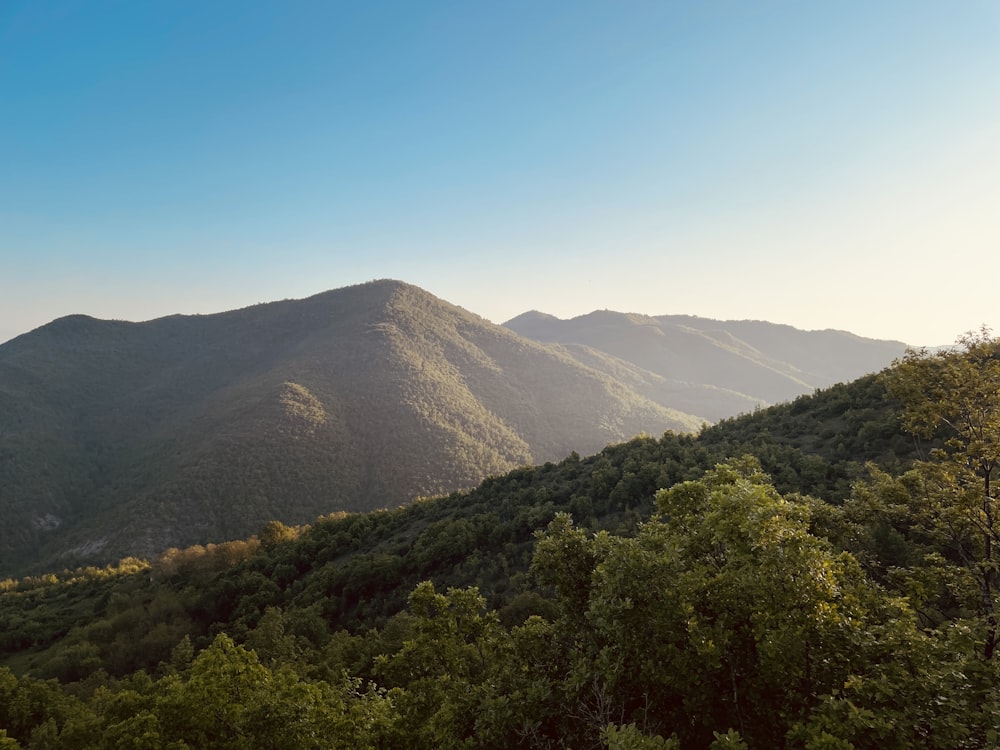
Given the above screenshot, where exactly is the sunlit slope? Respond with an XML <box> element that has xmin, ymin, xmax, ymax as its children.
<box><xmin>505</xmin><ymin>309</ymin><xmax>907</xmax><ymax>419</ymax></box>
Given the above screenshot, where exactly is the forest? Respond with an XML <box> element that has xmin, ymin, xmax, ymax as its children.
<box><xmin>1</xmin><ymin>331</ymin><xmax>999</xmax><ymax>748</ymax></box>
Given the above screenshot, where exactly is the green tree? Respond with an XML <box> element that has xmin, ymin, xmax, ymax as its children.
<box><xmin>245</xmin><ymin>606</ymin><xmax>299</xmax><ymax>667</ymax></box>
<box><xmin>155</xmin><ymin>633</ymin><xmax>388</xmax><ymax>749</ymax></box>
<box><xmin>885</xmin><ymin>328</ymin><xmax>1000</xmax><ymax>657</ymax></box>
<box><xmin>375</xmin><ymin>582</ymin><xmax>510</xmax><ymax>748</ymax></box>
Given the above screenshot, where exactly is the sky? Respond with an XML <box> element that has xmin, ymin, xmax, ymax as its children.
<box><xmin>1</xmin><ymin>1</ymin><xmax>998</xmax><ymax>347</ymax></box>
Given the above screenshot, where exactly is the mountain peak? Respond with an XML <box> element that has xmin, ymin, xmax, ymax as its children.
<box><xmin>502</xmin><ymin>310</ymin><xmax>560</xmax><ymax>327</ymax></box>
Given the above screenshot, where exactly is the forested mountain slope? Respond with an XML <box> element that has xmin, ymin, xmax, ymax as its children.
<box><xmin>2</xmin><ymin>367</ymin><xmax>910</xmax><ymax>677</ymax></box>
<box><xmin>8</xmin><ymin>341</ymin><xmax>995</xmax><ymax>748</ymax></box>
<box><xmin>505</xmin><ymin>309</ymin><xmax>907</xmax><ymax>420</ymax></box>
<box><xmin>0</xmin><ymin>281</ymin><xmax>698</xmax><ymax>576</ymax></box>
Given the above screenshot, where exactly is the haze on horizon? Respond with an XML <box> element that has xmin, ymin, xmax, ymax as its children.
<box><xmin>2</xmin><ymin>1</ymin><xmax>998</xmax><ymax>348</ymax></box>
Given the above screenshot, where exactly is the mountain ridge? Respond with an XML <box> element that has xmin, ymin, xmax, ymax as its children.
<box><xmin>503</xmin><ymin>306</ymin><xmax>907</xmax><ymax>418</ymax></box>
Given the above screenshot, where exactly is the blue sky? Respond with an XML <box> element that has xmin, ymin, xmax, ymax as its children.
<box><xmin>2</xmin><ymin>1</ymin><xmax>998</xmax><ymax>346</ymax></box>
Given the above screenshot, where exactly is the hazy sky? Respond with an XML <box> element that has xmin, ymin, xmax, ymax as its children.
<box><xmin>2</xmin><ymin>1</ymin><xmax>998</xmax><ymax>347</ymax></box>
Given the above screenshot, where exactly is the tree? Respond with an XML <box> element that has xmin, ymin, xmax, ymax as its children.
<box><xmin>155</xmin><ymin>633</ymin><xmax>389</xmax><ymax>749</ymax></box>
<box><xmin>245</xmin><ymin>606</ymin><xmax>299</xmax><ymax>667</ymax></box>
<box><xmin>885</xmin><ymin>327</ymin><xmax>1000</xmax><ymax>658</ymax></box>
<box><xmin>374</xmin><ymin>582</ymin><xmax>510</xmax><ymax>748</ymax></box>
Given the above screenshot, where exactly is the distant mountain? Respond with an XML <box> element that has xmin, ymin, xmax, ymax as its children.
<box><xmin>0</xmin><ymin>280</ymin><xmax>698</xmax><ymax>575</ymax></box>
<box><xmin>504</xmin><ymin>310</ymin><xmax>907</xmax><ymax>421</ymax></box>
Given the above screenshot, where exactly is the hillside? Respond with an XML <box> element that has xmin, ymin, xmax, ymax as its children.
<box><xmin>0</xmin><ymin>280</ymin><xmax>697</xmax><ymax>576</ymax></box>
<box><xmin>1</xmin><ymin>367</ymin><xmax>910</xmax><ymax>675</ymax></box>
<box><xmin>505</xmin><ymin>309</ymin><xmax>907</xmax><ymax>420</ymax></box>
<box><xmin>5</xmin><ymin>353</ymin><xmax>983</xmax><ymax>748</ymax></box>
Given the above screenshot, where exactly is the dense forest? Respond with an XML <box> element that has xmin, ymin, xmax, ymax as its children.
<box><xmin>2</xmin><ymin>331</ymin><xmax>998</xmax><ymax>748</ymax></box>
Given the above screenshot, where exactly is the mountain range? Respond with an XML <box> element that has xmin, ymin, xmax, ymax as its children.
<box><xmin>0</xmin><ymin>279</ymin><xmax>907</xmax><ymax>575</ymax></box>
<box><xmin>505</xmin><ymin>309</ymin><xmax>907</xmax><ymax>420</ymax></box>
